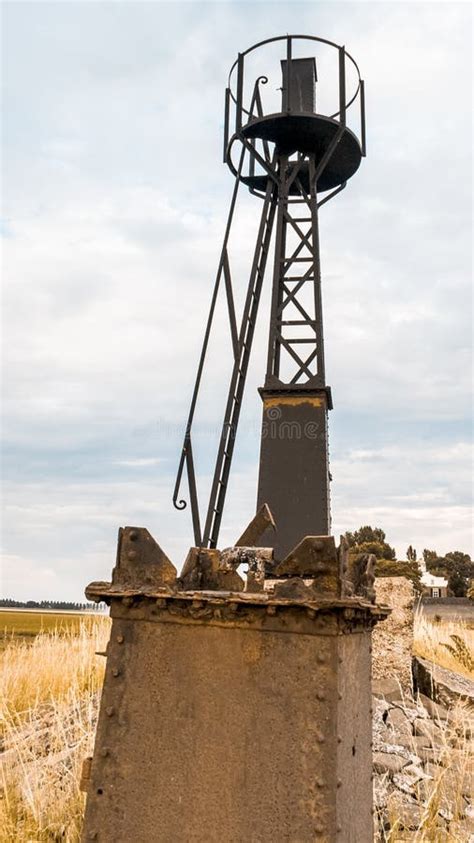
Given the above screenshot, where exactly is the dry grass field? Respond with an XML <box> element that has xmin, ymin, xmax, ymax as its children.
<box><xmin>0</xmin><ymin>616</ymin><xmax>109</xmax><ymax>841</ymax></box>
<box><xmin>0</xmin><ymin>609</ymin><xmax>97</xmax><ymax>646</ymax></box>
<box><xmin>0</xmin><ymin>606</ymin><xmax>472</xmax><ymax>841</ymax></box>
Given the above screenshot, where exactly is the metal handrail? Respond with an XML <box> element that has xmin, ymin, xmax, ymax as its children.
<box><xmin>227</xmin><ymin>35</ymin><xmax>362</xmax><ymax>123</ymax></box>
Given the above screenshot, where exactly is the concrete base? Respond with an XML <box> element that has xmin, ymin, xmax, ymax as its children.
<box><xmin>83</xmin><ymin>592</ymin><xmax>379</xmax><ymax>843</ymax></box>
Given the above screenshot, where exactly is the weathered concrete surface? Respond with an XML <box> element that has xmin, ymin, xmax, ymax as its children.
<box><xmin>372</xmin><ymin>577</ymin><xmax>415</xmax><ymax>693</ymax></box>
<box><xmin>83</xmin><ymin>594</ymin><xmax>382</xmax><ymax>843</ymax></box>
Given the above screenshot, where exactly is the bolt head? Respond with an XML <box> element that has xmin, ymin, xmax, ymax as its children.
<box><xmin>116</xmin><ymin>635</ymin><xmax>124</xmax><ymax>644</ymax></box>
<box><xmin>129</xmin><ymin>530</ymin><xmax>138</xmax><ymax>541</ymax></box>
<box><xmin>100</xmin><ymin>748</ymin><xmax>109</xmax><ymax>757</ymax></box>
<box><xmin>106</xmin><ymin>706</ymin><xmax>114</xmax><ymax>717</ymax></box>
<box><xmin>112</xmin><ymin>668</ymin><xmax>120</xmax><ymax>677</ymax></box>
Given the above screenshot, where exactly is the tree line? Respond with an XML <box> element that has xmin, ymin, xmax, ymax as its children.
<box><xmin>0</xmin><ymin>599</ymin><xmax>100</xmax><ymax>611</ymax></box>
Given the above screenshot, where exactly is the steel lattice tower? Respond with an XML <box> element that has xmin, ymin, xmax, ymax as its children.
<box><xmin>174</xmin><ymin>35</ymin><xmax>366</xmax><ymax>559</ymax></box>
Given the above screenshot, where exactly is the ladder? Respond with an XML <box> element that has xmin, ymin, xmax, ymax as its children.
<box><xmin>202</xmin><ymin>178</ymin><xmax>276</xmax><ymax>548</ymax></box>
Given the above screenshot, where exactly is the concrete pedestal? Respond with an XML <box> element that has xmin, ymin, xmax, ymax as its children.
<box><xmin>83</xmin><ymin>592</ymin><xmax>384</xmax><ymax>842</ymax></box>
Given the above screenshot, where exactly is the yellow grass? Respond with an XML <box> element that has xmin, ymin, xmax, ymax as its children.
<box><xmin>0</xmin><ymin>617</ymin><xmax>110</xmax><ymax>842</ymax></box>
<box><xmin>413</xmin><ymin>608</ymin><xmax>474</xmax><ymax>679</ymax></box>
<box><xmin>0</xmin><ymin>609</ymin><xmax>92</xmax><ymax>645</ymax></box>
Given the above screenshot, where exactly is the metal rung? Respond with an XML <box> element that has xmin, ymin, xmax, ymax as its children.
<box><xmin>281</xmin><ymin>319</ymin><xmax>317</xmax><ymax>325</ymax></box>
<box><xmin>291</xmin><ymin>217</ymin><xmax>312</xmax><ymax>222</ymax></box>
<box><xmin>284</xmin><ymin>276</ymin><xmax>313</xmax><ymax>282</ymax></box>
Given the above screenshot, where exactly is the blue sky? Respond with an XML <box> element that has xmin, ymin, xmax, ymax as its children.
<box><xmin>1</xmin><ymin>1</ymin><xmax>472</xmax><ymax>600</ymax></box>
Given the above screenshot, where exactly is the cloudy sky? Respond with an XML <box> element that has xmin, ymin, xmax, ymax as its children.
<box><xmin>2</xmin><ymin>1</ymin><xmax>472</xmax><ymax>601</ymax></box>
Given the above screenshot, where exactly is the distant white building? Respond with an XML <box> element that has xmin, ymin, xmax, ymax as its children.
<box><xmin>419</xmin><ymin>559</ymin><xmax>448</xmax><ymax>598</ymax></box>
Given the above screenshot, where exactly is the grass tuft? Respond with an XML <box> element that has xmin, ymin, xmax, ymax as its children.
<box><xmin>413</xmin><ymin>608</ymin><xmax>474</xmax><ymax>679</ymax></box>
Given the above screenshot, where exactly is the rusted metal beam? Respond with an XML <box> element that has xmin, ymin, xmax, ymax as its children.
<box><xmin>234</xmin><ymin>502</ymin><xmax>276</xmax><ymax>547</ymax></box>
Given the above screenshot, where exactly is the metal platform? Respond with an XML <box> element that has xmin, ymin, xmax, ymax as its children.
<box><xmin>241</xmin><ymin>113</ymin><xmax>361</xmax><ymax>192</ymax></box>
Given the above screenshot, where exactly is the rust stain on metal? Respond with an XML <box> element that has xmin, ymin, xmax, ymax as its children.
<box><xmin>263</xmin><ymin>395</ymin><xmax>325</xmax><ymax>409</ymax></box>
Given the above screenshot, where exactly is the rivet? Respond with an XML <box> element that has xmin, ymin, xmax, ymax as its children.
<box><xmin>307</xmin><ymin>608</ymin><xmax>316</xmax><ymax>619</ymax></box>
<box><xmin>337</xmin><ymin>824</ymin><xmax>342</xmax><ymax>832</ymax></box>
<box><xmin>88</xmin><ymin>833</ymin><xmax>98</xmax><ymax>840</ymax></box>
<box><xmin>338</xmin><ymin>656</ymin><xmax>343</xmax><ymax>664</ymax></box>
<box><xmin>127</xmin><ymin>550</ymin><xmax>137</xmax><ymax>561</ymax></box>
<box><xmin>317</xmin><ymin>691</ymin><xmax>326</xmax><ymax>701</ymax></box>
<box><xmin>122</xmin><ymin>596</ymin><xmax>132</xmax><ymax>607</ymax></box>
<box><xmin>369</xmin><ymin>707</ymin><xmax>373</xmax><ymax>715</ymax></box>
<box><xmin>337</xmin><ymin>735</ymin><xmax>342</xmax><ymax>743</ymax></box>
<box><xmin>316</xmin><ymin>652</ymin><xmax>325</xmax><ymax>664</ymax></box>
<box><xmin>316</xmin><ymin>778</ymin><xmax>325</xmax><ymax>788</ymax></box>
<box><xmin>338</xmin><ymin>692</ymin><xmax>343</xmax><ymax>700</ymax></box>
<box><xmin>100</xmin><ymin>748</ymin><xmax>109</xmax><ymax>757</ymax></box>
<box><xmin>371</xmin><ymin>773</ymin><xmax>374</xmax><ymax>781</ymax></box>
<box><xmin>106</xmin><ymin>706</ymin><xmax>115</xmax><ymax>717</ymax></box>
<box><xmin>315</xmin><ymin>825</ymin><xmax>324</xmax><ymax>835</ymax></box>
<box><xmin>129</xmin><ymin>530</ymin><xmax>138</xmax><ymax>541</ymax></box>
<box><xmin>337</xmin><ymin>779</ymin><xmax>342</xmax><ymax>788</ymax></box>
<box><xmin>112</xmin><ymin>668</ymin><xmax>120</xmax><ymax>677</ymax></box>
<box><xmin>116</xmin><ymin>635</ymin><xmax>124</xmax><ymax>644</ymax></box>
<box><xmin>266</xmin><ymin>605</ymin><xmax>276</xmax><ymax>615</ymax></box>
<box><xmin>316</xmin><ymin>733</ymin><xmax>325</xmax><ymax>743</ymax></box>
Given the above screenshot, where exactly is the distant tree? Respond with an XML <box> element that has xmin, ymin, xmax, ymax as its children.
<box><xmin>445</xmin><ymin>551</ymin><xmax>472</xmax><ymax>568</ymax></box>
<box><xmin>407</xmin><ymin>545</ymin><xmax>417</xmax><ymax>562</ymax></box>
<box><xmin>345</xmin><ymin>526</ymin><xmax>396</xmax><ymax>561</ymax></box>
<box><xmin>448</xmin><ymin>570</ymin><xmax>468</xmax><ymax>597</ymax></box>
<box><xmin>423</xmin><ymin>549</ymin><xmax>438</xmax><ymax>565</ymax></box>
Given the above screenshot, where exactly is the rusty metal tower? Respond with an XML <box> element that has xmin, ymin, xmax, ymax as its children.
<box><xmin>82</xmin><ymin>36</ymin><xmax>388</xmax><ymax>843</ymax></box>
<box><xmin>174</xmin><ymin>35</ymin><xmax>366</xmax><ymax>559</ymax></box>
